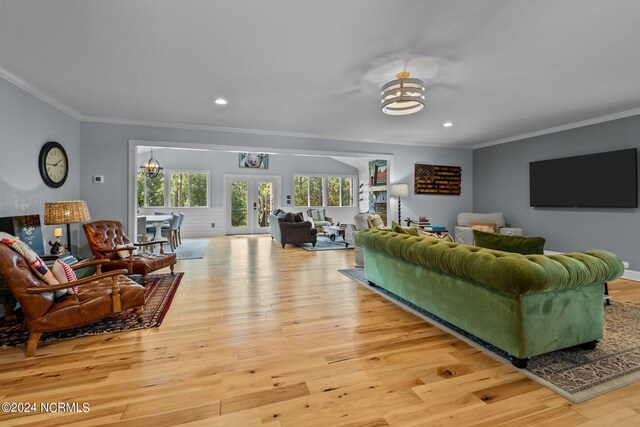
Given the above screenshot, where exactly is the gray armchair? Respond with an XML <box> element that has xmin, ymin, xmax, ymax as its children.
<box><xmin>454</xmin><ymin>213</ymin><xmax>523</xmax><ymax>245</ymax></box>
<box><xmin>306</xmin><ymin>208</ymin><xmax>333</xmax><ymax>234</ymax></box>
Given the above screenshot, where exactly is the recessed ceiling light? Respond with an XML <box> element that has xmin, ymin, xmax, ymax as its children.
<box><xmin>214</xmin><ymin>98</ymin><xmax>228</xmax><ymax>105</ymax></box>
<box><xmin>443</xmin><ymin>121</ymin><xmax>453</xmax><ymax>127</ymax></box>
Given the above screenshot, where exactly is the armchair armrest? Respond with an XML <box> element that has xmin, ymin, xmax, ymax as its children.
<box><xmin>71</xmin><ymin>259</ymin><xmax>111</xmax><ymax>275</ymax></box>
<box><xmin>134</xmin><ymin>239</ymin><xmax>167</xmax><ymax>254</ymax></box>
<box><xmin>133</xmin><ymin>239</ymin><xmax>167</xmax><ymax>246</ymax></box>
<box><xmin>345</xmin><ymin>225</ymin><xmax>359</xmax><ymax>245</ymax></box>
<box><xmin>27</xmin><ymin>269</ymin><xmax>129</xmax><ymax>293</ymax></box>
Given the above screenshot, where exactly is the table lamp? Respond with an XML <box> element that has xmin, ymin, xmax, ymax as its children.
<box><xmin>389</xmin><ymin>183</ymin><xmax>410</xmax><ymax>224</ymax></box>
<box><xmin>44</xmin><ymin>200</ymin><xmax>91</xmax><ymax>256</ymax></box>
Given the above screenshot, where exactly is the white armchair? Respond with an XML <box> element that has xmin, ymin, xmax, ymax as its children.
<box><xmin>454</xmin><ymin>213</ymin><xmax>523</xmax><ymax>245</ymax></box>
<box><xmin>345</xmin><ymin>213</ymin><xmax>381</xmax><ymax>267</ymax></box>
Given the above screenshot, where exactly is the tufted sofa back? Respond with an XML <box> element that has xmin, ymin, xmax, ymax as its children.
<box><xmin>83</xmin><ymin>220</ymin><xmax>132</xmax><ymax>260</ymax></box>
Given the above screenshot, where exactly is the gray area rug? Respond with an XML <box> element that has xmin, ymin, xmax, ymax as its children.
<box><xmin>163</xmin><ymin>239</ymin><xmax>209</xmax><ymax>260</ymax></box>
<box><xmin>339</xmin><ymin>267</ymin><xmax>640</xmax><ymax>403</ymax></box>
<box><xmin>297</xmin><ymin>235</ymin><xmax>353</xmax><ymax>251</ymax></box>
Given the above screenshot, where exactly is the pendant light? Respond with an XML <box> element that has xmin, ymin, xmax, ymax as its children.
<box><xmin>140</xmin><ymin>148</ymin><xmax>163</xmax><ymax>179</ymax></box>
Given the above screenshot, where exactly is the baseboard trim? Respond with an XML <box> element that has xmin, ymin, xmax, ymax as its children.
<box><xmin>622</xmin><ymin>269</ymin><xmax>640</xmax><ymax>282</ymax></box>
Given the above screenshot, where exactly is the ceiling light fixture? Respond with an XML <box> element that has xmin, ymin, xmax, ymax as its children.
<box><xmin>139</xmin><ymin>148</ymin><xmax>163</xmax><ymax>179</ymax></box>
<box><xmin>214</xmin><ymin>98</ymin><xmax>228</xmax><ymax>105</ymax></box>
<box><xmin>381</xmin><ymin>71</ymin><xmax>425</xmax><ymax>115</ymax></box>
<box><xmin>443</xmin><ymin>121</ymin><xmax>453</xmax><ymax>127</ymax></box>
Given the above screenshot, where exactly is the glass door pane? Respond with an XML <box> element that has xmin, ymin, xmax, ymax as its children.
<box><xmin>231</xmin><ymin>181</ymin><xmax>249</xmax><ymax>229</ymax></box>
<box><xmin>257</xmin><ymin>181</ymin><xmax>273</xmax><ymax>229</ymax></box>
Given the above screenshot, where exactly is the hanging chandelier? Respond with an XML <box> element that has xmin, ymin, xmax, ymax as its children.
<box><xmin>139</xmin><ymin>148</ymin><xmax>163</xmax><ymax>179</ymax></box>
<box><xmin>381</xmin><ymin>71</ymin><xmax>425</xmax><ymax>115</ymax></box>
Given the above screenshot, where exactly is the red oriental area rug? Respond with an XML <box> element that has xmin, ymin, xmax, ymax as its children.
<box><xmin>0</xmin><ymin>272</ymin><xmax>183</xmax><ymax>349</ymax></box>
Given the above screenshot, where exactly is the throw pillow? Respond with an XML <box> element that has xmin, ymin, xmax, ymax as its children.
<box><xmin>52</xmin><ymin>259</ymin><xmax>78</xmax><ymax>294</ymax></box>
<box><xmin>368</xmin><ymin>214</ymin><xmax>385</xmax><ymax>229</ymax></box>
<box><xmin>116</xmin><ymin>243</ymin><xmax>136</xmax><ymax>259</ymax></box>
<box><xmin>469</xmin><ymin>221</ymin><xmax>497</xmax><ymax>233</ymax></box>
<box><xmin>293</xmin><ymin>212</ymin><xmax>305</xmax><ymax>223</ymax></box>
<box><xmin>353</xmin><ymin>214</ymin><xmax>369</xmax><ymax>231</ymax></box>
<box><xmin>473</xmin><ymin>229</ymin><xmax>545</xmax><ymax>255</ymax></box>
<box><xmin>284</xmin><ymin>212</ymin><xmax>296</xmax><ymax>223</ymax></box>
<box><xmin>417</xmin><ymin>229</ymin><xmax>453</xmax><ymax>241</ymax></box>
<box><xmin>0</xmin><ymin>231</ymin><xmax>64</xmax><ymax>296</ymax></box>
<box><xmin>392</xmin><ymin>224</ymin><xmax>419</xmax><ymax>236</ymax></box>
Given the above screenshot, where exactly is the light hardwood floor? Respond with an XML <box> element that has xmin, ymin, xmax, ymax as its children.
<box><xmin>1</xmin><ymin>235</ymin><xmax>639</xmax><ymax>426</ymax></box>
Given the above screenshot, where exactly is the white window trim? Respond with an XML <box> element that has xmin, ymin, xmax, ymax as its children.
<box><xmin>165</xmin><ymin>169</ymin><xmax>210</xmax><ymax>209</ymax></box>
<box><xmin>292</xmin><ymin>173</ymin><xmax>357</xmax><ymax>208</ymax></box>
<box><xmin>327</xmin><ymin>175</ymin><xmax>356</xmax><ymax>207</ymax></box>
<box><xmin>137</xmin><ymin>171</ymin><xmax>166</xmax><ymax>208</ymax></box>
<box><xmin>138</xmin><ymin>169</ymin><xmax>210</xmax><ymax>209</ymax></box>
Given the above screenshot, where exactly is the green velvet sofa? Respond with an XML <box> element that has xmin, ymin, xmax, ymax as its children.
<box><xmin>354</xmin><ymin>229</ymin><xmax>624</xmax><ymax>368</ymax></box>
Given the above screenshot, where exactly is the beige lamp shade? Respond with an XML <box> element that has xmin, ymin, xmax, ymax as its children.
<box><xmin>389</xmin><ymin>183</ymin><xmax>410</xmax><ymax>198</ymax></box>
<box><xmin>44</xmin><ymin>200</ymin><xmax>91</xmax><ymax>225</ymax></box>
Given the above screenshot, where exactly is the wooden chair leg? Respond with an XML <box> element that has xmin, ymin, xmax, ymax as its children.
<box><xmin>111</xmin><ymin>275</ymin><xmax>122</xmax><ymax>312</ymax></box>
<box><xmin>26</xmin><ymin>332</ymin><xmax>42</xmax><ymax>357</ymax></box>
<box><xmin>135</xmin><ymin>307</ymin><xmax>144</xmax><ymax>323</ymax></box>
<box><xmin>170</xmin><ymin>264</ymin><xmax>175</xmax><ymax>275</ymax></box>
<box><xmin>141</xmin><ymin>273</ymin><xmax>148</xmax><ymax>285</ymax></box>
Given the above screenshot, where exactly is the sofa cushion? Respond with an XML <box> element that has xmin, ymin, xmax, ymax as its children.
<box><xmin>458</xmin><ymin>213</ymin><xmax>506</xmax><ymax>228</ymax></box>
<box><xmin>473</xmin><ymin>229</ymin><xmax>545</xmax><ymax>255</ymax></box>
<box><xmin>469</xmin><ymin>221</ymin><xmax>497</xmax><ymax>233</ymax></box>
<box><xmin>293</xmin><ymin>212</ymin><xmax>305</xmax><ymax>222</ymax></box>
<box><xmin>284</xmin><ymin>212</ymin><xmax>296</xmax><ymax>223</ymax></box>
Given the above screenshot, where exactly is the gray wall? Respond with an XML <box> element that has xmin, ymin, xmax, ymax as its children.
<box><xmin>474</xmin><ymin>115</ymin><xmax>640</xmax><ymax>269</ymax></box>
<box><xmin>136</xmin><ymin>148</ymin><xmax>358</xmax><ymax>208</ymax></box>
<box><xmin>0</xmin><ymin>77</ymin><xmax>81</xmax><ymax>249</ymax></box>
<box><xmin>80</xmin><ymin>122</ymin><xmax>473</xmax><ymax>232</ymax></box>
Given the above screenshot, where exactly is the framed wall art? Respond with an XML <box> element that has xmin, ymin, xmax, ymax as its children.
<box><xmin>414</xmin><ymin>163</ymin><xmax>461</xmax><ymax>195</ymax></box>
<box><xmin>239</xmin><ymin>153</ymin><xmax>269</xmax><ymax>169</ymax></box>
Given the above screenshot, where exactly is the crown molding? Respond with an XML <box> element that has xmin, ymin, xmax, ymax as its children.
<box><xmin>0</xmin><ymin>65</ymin><xmax>83</xmax><ymax>120</ymax></box>
<box><xmin>472</xmin><ymin>107</ymin><xmax>640</xmax><ymax>150</ymax></box>
<box><xmin>81</xmin><ymin>115</ymin><xmax>458</xmax><ymax>149</ymax></box>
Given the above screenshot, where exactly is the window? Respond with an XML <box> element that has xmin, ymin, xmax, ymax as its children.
<box><xmin>169</xmin><ymin>171</ymin><xmax>208</xmax><ymax>208</ymax></box>
<box><xmin>137</xmin><ymin>171</ymin><xmax>165</xmax><ymax>208</ymax></box>
<box><xmin>137</xmin><ymin>170</ymin><xmax>208</xmax><ymax>208</ymax></box>
<box><xmin>327</xmin><ymin>177</ymin><xmax>354</xmax><ymax>207</ymax></box>
<box><xmin>294</xmin><ymin>175</ymin><xmax>324</xmax><ymax>207</ymax></box>
<box><xmin>294</xmin><ymin>174</ymin><xmax>355</xmax><ymax>207</ymax></box>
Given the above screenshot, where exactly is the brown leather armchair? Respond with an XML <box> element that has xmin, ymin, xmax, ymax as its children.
<box><xmin>83</xmin><ymin>220</ymin><xmax>176</xmax><ymax>283</ymax></box>
<box><xmin>0</xmin><ymin>243</ymin><xmax>145</xmax><ymax>357</ymax></box>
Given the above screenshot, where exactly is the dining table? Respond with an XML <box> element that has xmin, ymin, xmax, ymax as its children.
<box><xmin>140</xmin><ymin>214</ymin><xmax>172</xmax><ymax>241</ymax></box>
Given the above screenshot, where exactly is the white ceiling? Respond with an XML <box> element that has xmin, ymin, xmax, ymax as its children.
<box><xmin>2</xmin><ymin>0</ymin><xmax>640</xmax><ymax>148</ymax></box>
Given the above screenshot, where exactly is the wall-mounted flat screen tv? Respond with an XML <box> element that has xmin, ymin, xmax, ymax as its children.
<box><xmin>529</xmin><ymin>148</ymin><xmax>638</xmax><ymax>208</ymax></box>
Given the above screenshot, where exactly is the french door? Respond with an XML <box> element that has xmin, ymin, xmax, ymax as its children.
<box><xmin>225</xmin><ymin>175</ymin><xmax>280</xmax><ymax>234</ymax></box>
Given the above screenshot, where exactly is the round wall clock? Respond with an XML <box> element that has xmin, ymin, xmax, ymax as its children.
<box><xmin>38</xmin><ymin>141</ymin><xmax>68</xmax><ymax>188</ymax></box>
